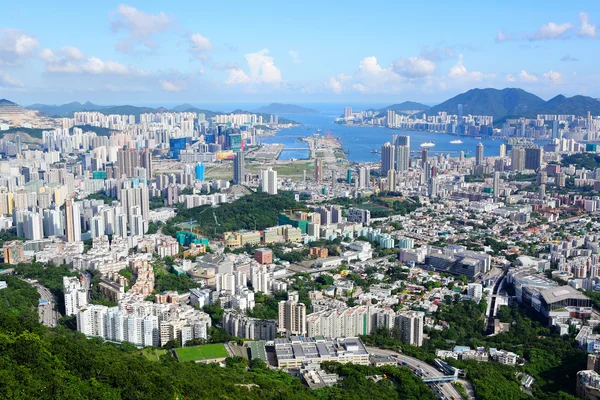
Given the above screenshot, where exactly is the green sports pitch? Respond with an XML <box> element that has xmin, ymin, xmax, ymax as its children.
<box><xmin>175</xmin><ymin>344</ymin><xmax>228</xmax><ymax>362</ymax></box>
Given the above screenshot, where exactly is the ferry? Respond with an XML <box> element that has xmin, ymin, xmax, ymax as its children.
<box><xmin>420</xmin><ymin>141</ymin><xmax>435</xmax><ymax>148</ymax></box>
<box><xmin>450</xmin><ymin>139</ymin><xmax>463</xmax><ymax>144</ymax></box>
<box><xmin>474</xmin><ymin>136</ymin><xmax>482</xmax><ymax>140</ymax></box>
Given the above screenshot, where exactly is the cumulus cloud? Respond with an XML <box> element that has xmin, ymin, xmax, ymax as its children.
<box><xmin>226</xmin><ymin>49</ymin><xmax>282</xmax><ymax>85</ymax></box>
<box><xmin>419</xmin><ymin>46</ymin><xmax>455</xmax><ymax>61</ymax></box>
<box><xmin>0</xmin><ymin>69</ymin><xmax>23</xmax><ymax>87</ymax></box>
<box><xmin>543</xmin><ymin>70</ymin><xmax>562</xmax><ymax>83</ymax></box>
<box><xmin>392</xmin><ymin>56</ymin><xmax>436</xmax><ymax>78</ymax></box>
<box><xmin>505</xmin><ymin>74</ymin><xmax>516</xmax><ymax>82</ymax></box>
<box><xmin>111</xmin><ymin>4</ymin><xmax>173</xmax><ymax>52</ymax></box>
<box><xmin>324</xmin><ymin>75</ymin><xmax>345</xmax><ymax>94</ymax></box>
<box><xmin>188</xmin><ymin>32</ymin><xmax>212</xmax><ymax>58</ymax></box>
<box><xmin>529</xmin><ymin>22</ymin><xmax>573</xmax><ymax>40</ymax></box>
<box><xmin>160</xmin><ymin>80</ymin><xmax>187</xmax><ymax>92</ymax></box>
<box><xmin>561</xmin><ymin>54</ymin><xmax>580</xmax><ymax>62</ymax></box>
<box><xmin>40</xmin><ymin>46</ymin><xmax>146</xmax><ymax>76</ymax></box>
<box><xmin>518</xmin><ymin>70</ymin><xmax>538</xmax><ymax>82</ymax></box>
<box><xmin>578</xmin><ymin>12</ymin><xmax>597</xmax><ymax>37</ymax></box>
<box><xmin>447</xmin><ymin>55</ymin><xmax>493</xmax><ymax>82</ymax></box>
<box><xmin>288</xmin><ymin>50</ymin><xmax>302</xmax><ymax>64</ymax></box>
<box><xmin>0</xmin><ymin>28</ymin><xmax>39</xmax><ymax>65</ymax></box>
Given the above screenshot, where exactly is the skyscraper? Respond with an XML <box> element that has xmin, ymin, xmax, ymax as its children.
<box><xmin>380</xmin><ymin>142</ymin><xmax>395</xmax><ymax>174</ymax></box>
<box><xmin>315</xmin><ymin>159</ymin><xmax>323</xmax><ymax>182</ymax></box>
<box><xmin>278</xmin><ymin>292</ymin><xmax>306</xmax><ymax>337</ymax></box>
<box><xmin>511</xmin><ymin>147</ymin><xmax>526</xmax><ymax>172</ymax></box>
<box><xmin>394</xmin><ymin>135</ymin><xmax>410</xmax><ymax>171</ymax></box>
<box><xmin>233</xmin><ymin>151</ymin><xmax>245</xmax><ymax>184</ymax></box>
<box><xmin>387</xmin><ymin>110</ymin><xmax>396</xmax><ymax>128</ymax></box>
<box><xmin>499</xmin><ymin>144</ymin><xmax>506</xmax><ymax>158</ymax></box>
<box><xmin>117</xmin><ymin>148</ymin><xmax>140</xmax><ymax>178</ymax></box>
<box><xmin>396</xmin><ymin>311</ymin><xmax>424</xmax><ymax>347</ymax></box>
<box><xmin>525</xmin><ymin>147</ymin><xmax>542</xmax><ymax>171</ymax></box>
<box><xmin>421</xmin><ymin>148</ymin><xmax>428</xmax><ymax>164</ymax></box>
<box><xmin>261</xmin><ymin>168</ymin><xmax>278</xmax><ymax>195</ymax></box>
<box><xmin>65</xmin><ymin>199</ymin><xmax>81</xmax><ymax>242</ymax></box>
<box><xmin>552</xmin><ymin>119</ymin><xmax>559</xmax><ymax>139</ymax></box>
<box><xmin>476</xmin><ymin>142</ymin><xmax>484</xmax><ymax>166</ymax></box>
<box><xmin>344</xmin><ymin>107</ymin><xmax>353</xmax><ymax>118</ymax></box>
<box><xmin>387</xmin><ymin>169</ymin><xmax>397</xmax><ymax>192</ymax></box>
<box><xmin>457</xmin><ymin>104</ymin><xmax>464</xmax><ymax>121</ymax></box>
<box><xmin>139</xmin><ymin>148</ymin><xmax>153</xmax><ymax>179</ymax></box>
<box><xmin>493</xmin><ymin>171</ymin><xmax>500</xmax><ymax>199</ymax></box>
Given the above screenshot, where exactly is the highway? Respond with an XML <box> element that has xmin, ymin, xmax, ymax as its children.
<box><xmin>24</xmin><ymin>279</ymin><xmax>59</xmax><ymax>327</ymax></box>
<box><xmin>366</xmin><ymin>346</ymin><xmax>464</xmax><ymax>400</ymax></box>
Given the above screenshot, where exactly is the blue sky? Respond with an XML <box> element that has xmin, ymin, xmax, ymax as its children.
<box><xmin>0</xmin><ymin>1</ymin><xmax>598</xmax><ymax>106</ymax></box>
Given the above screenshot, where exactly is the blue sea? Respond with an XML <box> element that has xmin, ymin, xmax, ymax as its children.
<box><xmin>260</xmin><ymin>112</ymin><xmax>531</xmax><ymax>163</ymax></box>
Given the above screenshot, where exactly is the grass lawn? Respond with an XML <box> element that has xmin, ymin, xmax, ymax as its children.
<box><xmin>141</xmin><ymin>348</ymin><xmax>169</xmax><ymax>361</ymax></box>
<box><xmin>175</xmin><ymin>344</ymin><xmax>228</xmax><ymax>362</ymax></box>
<box><xmin>354</xmin><ymin>202</ymin><xmax>390</xmax><ymax>212</ymax></box>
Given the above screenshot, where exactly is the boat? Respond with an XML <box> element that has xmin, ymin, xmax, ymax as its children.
<box><xmin>316</xmin><ymin>129</ymin><xmax>322</xmax><ymax>133</ymax></box>
<box><xmin>450</xmin><ymin>139</ymin><xmax>463</xmax><ymax>144</ymax></box>
<box><xmin>474</xmin><ymin>136</ymin><xmax>482</xmax><ymax>140</ymax></box>
<box><xmin>370</xmin><ymin>149</ymin><xmax>381</xmax><ymax>154</ymax></box>
<box><xmin>420</xmin><ymin>141</ymin><xmax>435</xmax><ymax>148</ymax></box>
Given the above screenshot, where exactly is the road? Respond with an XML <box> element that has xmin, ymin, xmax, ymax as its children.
<box><xmin>366</xmin><ymin>346</ymin><xmax>462</xmax><ymax>400</ymax></box>
<box><xmin>23</xmin><ymin>279</ymin><xmax>59</xmax><ymax>327</ymax></box>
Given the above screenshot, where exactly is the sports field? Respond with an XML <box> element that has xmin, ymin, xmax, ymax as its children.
<box><xmin>175</xmin><ymin>344</ymin><xmax>228</xmax><ymax>362</ymax></box>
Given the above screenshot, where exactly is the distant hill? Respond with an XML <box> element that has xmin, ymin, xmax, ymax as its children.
<box><xmin>424</xmin><ymin>88</ymin><xmax>545</xmax><ymax>120</ymax></box>
<box><xmin>253</xmin><ymin>103</ymin><xmax>319</xmax><ymax>114</ymax></box>
<box><xmin>26</xmin><ymin>101</ymin><xmax>110</xmax><ymax>116</ymax></box>
<box><xmin>534</xmin><ymin>95</ymin><xmax>600</xmax><ymax>116</ymax></box>
<box><xmin>378</xmin><ymin>101</ymin><xmax>430</xmax><ymax>115</ymax></box>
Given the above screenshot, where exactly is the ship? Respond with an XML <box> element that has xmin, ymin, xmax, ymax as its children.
<box><xmin>420</xmin><ymin>141</ymin><xmax>435</xmax><ymax>148</ymax></box>
<box><xmin>450</xmin><ymin>139</ymin><xmax>463</xmax><ymax>144</ymax></box>
<box><xmin>474</xmin><ymin>136</ymin><xmax>482</xmax><ymax>140</ymax></box>
<box><xmin>370</xmin><ymin>149</ymin><xmax>381</xmax><ymax>154</ymax></box>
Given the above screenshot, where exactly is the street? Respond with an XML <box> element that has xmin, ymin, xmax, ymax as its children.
<box><xmin>23</xmin><ymin>279</ymin><xmax>59</xmax><ymax>328</ymax></box>
<box><xmin>366</xmin><ymin>346</ymin><xmax>465</xmax><ymax>400</ymax></box>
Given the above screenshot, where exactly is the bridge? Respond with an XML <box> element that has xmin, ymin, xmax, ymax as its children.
<box><xmin>422</xmin><ymin>374</ymin><xmax>458</xmax><ymax>383</ymax></box>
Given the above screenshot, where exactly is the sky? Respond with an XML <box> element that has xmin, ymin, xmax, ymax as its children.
<box><xmin>0</xmin><ymin>1</ymin><xmax>598</xmax><ymax>107</ymax></box>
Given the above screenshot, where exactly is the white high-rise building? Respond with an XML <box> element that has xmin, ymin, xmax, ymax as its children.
<box><xmin>251</xmin><ymin>264</ymin><xmax>271</xmax><ymax>294</ymax></box>
<box><xmin>64</xmin><ymin>276</ymin><xmax>89</xmax><ymax>316</ymax></box>
<box><xmin>278</xmin><ymin>291</ymin><xmax>306</xmax><ymax>337</ymax></box>
<box><xmin>261</xmin><ymin>168</ymin><xmax>278</xmax><ymax>195</ymax></box>
<box><xmin>76</xmin><ymin>304</ymin><xmax>108</xmax><ymax>337</ymax></box>
<box><xmin>396</xmin><ymin>311</ymin><xmax>424</xmax><ymax>347</ymax></box>
<box><xmin>22</xmin><ymin>210</ymin><xmax>43</xmax><ymax>240</ymax></box>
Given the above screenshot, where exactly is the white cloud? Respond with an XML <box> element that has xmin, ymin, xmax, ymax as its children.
<box><xmin>578</xmin><ymin>12</ymin><xmax>597</xmax><ymax>38</ymax></box>
<box><xmin>226</xmin><ymin>49</ymin><xmax>282</xmax><ymax>85</ymax></box>
<box><xmin>392</xmin><ymin>56</ymin><xmax>436</xmax><ymax>78</ymax></box>
<box><xmin>324</xmin><ymin>74</ymin><xmax>351</xmax><ymax>94</ymax></box>
<box><xmin>82</xmin><ymin>57</ymin><xmax>129</xmax><ymax>74</ymax></box>
<box><xmin>288</xmin><ymin>50</ymin><xmax>302</xmax><ymax>64</ymax></box>
<box><xmin>40</xmin><ymin>46</ymin><xmax>146</xmax><ymax>76</ymax></box>
<box><xmin>495</xmin><ymin>29</ymin><xmax>514</xmax><ymax>42</ymax></box>
<box><xmin>62</xmin><ymin>46</ymin><xmax>85</xmax><ymax>60</ymax></box>
<box><xmin>160</xmin><ymin>80</ymin><xmax>187</xmax><ymax>92</ymax></box>
<box><xmin>188</xmin><ymin>33</ymin><xmax>212</xmax><ymax>56</ymax></box>
<box><xmin>518</xmin><ymin>70</ymin><xmax>538</xmax><ymax>82</ymax></box>
<box><xmin>505</xmin><ymin>74</ymin><xmax>516</xmax><ymax>82</ymax></box>
<box><xmin>448</xmin><ymin>55</ymin><xmax>493</xmax><ymax>81</ymax></box>
<box><xmin>529</xmin><ymin>22</ymin><xmax>573</xmax><ymax>40</ymax></box>
<box><xmin>226</xmin><ymin>68</ymin><xmax>250</xmax><ymax>85</ymax></box>
<box><xmin>543</xmin><ymin>70</ymin><xmax>562</xmax><ymax>83</ymax></box>
<box><xmin>0</xmin><ymin>69</ymin><xmax>23</xmax><ymax>87</ymax></box>
<box><xmin>111</xmin><ymin>4</ymin><xmax>173</xmax><ymax>52</ymax></box>
<box><xmin>0</xmin><ymin>28</ymin><xmax>39</xmax><ymax>65</ymax></box>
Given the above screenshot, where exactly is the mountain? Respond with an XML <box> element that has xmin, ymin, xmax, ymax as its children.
<box><xmin>26</xmin><ymin>101</ymin><xmax>110</xmax><ymax>116</ymax></box>
<box><xmin>424</xmin><ymin>88</ymin><xmax>545</xmax><ymax>120</ymax></box>
<box><xmin>534</xmin><ymin>94</ymin><xmax>600</xmax><ymax>116</ymax></box>
<box><xmin>378</xmin><ymin>101</ymin><xmax>430</xmax><ymax>115</ymax></box>
<box><xmin>252</xmin><ymin>103</ymin><xmax>319</xmax><ymax>114</ymax></box>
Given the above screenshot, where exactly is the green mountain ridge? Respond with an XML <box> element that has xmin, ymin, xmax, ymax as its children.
<box><xmin>252</xmin><ymin>103</ymin><xmax>319</xmax><ymax>114</ymax></box>
<box><xmin>378</xmin><ymin>101</ymin><xmax>431</xmax><ymax>114</ymax></box>
<box><xmin>423</xmin><ymin>88</ymin><xmax>545</xmax><ymax>120</ymax></box>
